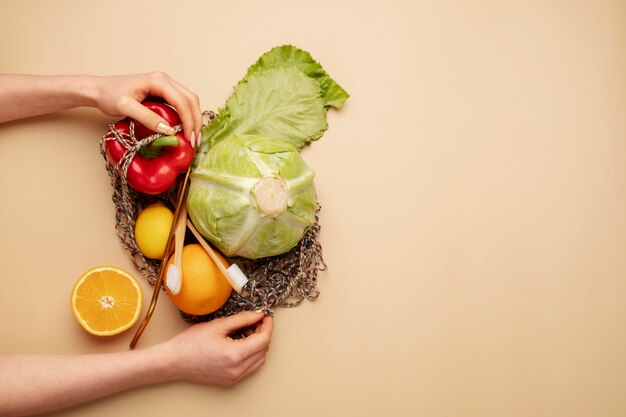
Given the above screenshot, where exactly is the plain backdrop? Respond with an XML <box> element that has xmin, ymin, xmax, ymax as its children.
<box><xmin>1</xmin><ymin>1</ymin><xmax>625</xmax><ymax>416</ymax></box>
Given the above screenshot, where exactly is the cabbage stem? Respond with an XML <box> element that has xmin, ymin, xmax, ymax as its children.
<box><xmin>251</xmin><ymin>176</ymin><xmax>288</xmax><ymax>218</ymax></box>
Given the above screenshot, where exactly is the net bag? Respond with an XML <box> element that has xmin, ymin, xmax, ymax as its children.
<box><xmin>99</xmin><ymin>111</ymin><xmax>326</xmax><ymax>322</ymax></box>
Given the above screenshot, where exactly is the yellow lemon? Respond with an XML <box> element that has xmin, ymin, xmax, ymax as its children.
<box><xmin>166</xmin><ymin>244</ymin><xmax>232</xmax><ymax>315</ymax></box>
<box><xmin>70</xmin><ymin>266</ymin><xmax>143</xmax><ymax>336</ymax></box>
<box><xmin>134</xmin><ymin>203</ymin><xmax>174</xmax><ymax>259</ymax></box>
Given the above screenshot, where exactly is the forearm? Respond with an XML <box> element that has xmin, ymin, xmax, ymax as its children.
<box><xmin>0</xmin><ymin>74</ymin><xmax>101</xmax><ymax>123</ymax></box>
<box><xmin>0</xmin><ymin>345</ymin><xmax>177</xmax><ymax>417</ymax></box>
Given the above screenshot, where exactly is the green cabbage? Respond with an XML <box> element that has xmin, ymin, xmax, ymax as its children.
<box><xmin>188</xmin><ymin>45</ymin><xmax>348</xmax><ymax>259</ymax></box>
<box><xmin>188</xmin><ymin>135</ymin><xmax>316</xmax><ymax>259</ymax></box>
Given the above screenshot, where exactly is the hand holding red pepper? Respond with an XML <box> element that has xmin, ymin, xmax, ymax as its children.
<box><xmin>95</xmin><ymin>72</ymin><xmax>203</xmax><ymax>146</ymax></box>
<box><xmin>105</xmin><ymin>101</ymin><xmax>194</xmax><ymax>195</ymax></box>
<box><xmin>0</xmin><ymin>73</ymin><xmax>203</xmax><ymax>145</ymax></box>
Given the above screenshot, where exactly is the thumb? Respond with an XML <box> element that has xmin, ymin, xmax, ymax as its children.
<box><xmin>215</xmin><ymin>311</ymin><xmax>265</xmax><ymax>334</ymax></box>
<box><xmin>118</xmin><ymin>98</ymin><xmax>176</xmax><ymax>135</ymax></box>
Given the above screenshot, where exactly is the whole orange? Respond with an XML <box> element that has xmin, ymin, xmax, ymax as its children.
<box><xmin>165</xmin><ymin>244</ymin><xmax>232</xmax><ymax>315</ymax></box>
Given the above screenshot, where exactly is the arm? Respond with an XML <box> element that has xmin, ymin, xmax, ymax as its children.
<box><xmin>0</xmin><ymin>73</ymin><xmax>270</xmax><ymax>416</ymax></box>
<box><xmin>0</xmin><ymin>311</ymin><xmax>273</xmax><ymax>417</ymax></box>
<box><xmin>0</xmin><ymin>73</ymin><xmax>203</xmax><ymax>146</ymax></box>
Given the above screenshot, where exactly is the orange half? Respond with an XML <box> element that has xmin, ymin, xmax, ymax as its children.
<box><xmin>70</xmin><ymin>266</ymin><xmax>143</xmax><ymax>336</ymax></box>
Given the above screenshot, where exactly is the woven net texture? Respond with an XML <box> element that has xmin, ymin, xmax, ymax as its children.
<box><xmin>99</xmin><ymin>112</ymin><xmax>325</xmax><ymax>322</ymax></box>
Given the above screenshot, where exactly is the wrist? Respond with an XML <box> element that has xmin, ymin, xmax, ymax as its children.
<box><xmin>142</xmin><ymin>342</ymin><xmax>184</xmax><ymax>383</ymax></box>
<box><xmin>72</xmin><ymin>74</ymin><xmax>100</xmax><ymax>108</ymax></box>
<box><xmin>44</xmin><ymin>74</ymin><xmax>100</xmax><ymax>109</ymax></box>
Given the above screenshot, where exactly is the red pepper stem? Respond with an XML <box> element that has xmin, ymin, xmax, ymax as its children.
<box><xmin>138</xmin><ymin>135</ymin><xmax>179</xmax><ymax>159</ymax></box>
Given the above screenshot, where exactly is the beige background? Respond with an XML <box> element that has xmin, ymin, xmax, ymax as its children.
<box><xmin>1</xmin><ymin>0</ymin><xmax>625</xmax><ymax>416</ymax></box>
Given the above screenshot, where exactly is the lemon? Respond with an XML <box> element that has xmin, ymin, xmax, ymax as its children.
<box><xmin>135</xmin><ymin>203</ymin><xmax>174</xmax><ymax>259</ymax></box>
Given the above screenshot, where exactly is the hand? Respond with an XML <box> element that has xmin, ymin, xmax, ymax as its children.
<box><xmin>0</xmin><ymin>312</ymin><xmax>273</xmax><ymax>415</ymax></box>
<box><xmin>94</xmin><ymin>72</ymin><xmax>203</xmax><ymax>146</ymax></box>
<box><xmin>158</xmin><ymin>311</ymin><xmax>274</xmax><ymax>385</ymax></box>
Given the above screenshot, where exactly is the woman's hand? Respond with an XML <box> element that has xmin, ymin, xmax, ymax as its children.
<box><xmin>0</xmin><ymin>73</ymin><xmax>203</xmax><ymax>146</ymax></box>
<box><xmin>0</xmin><ymin>311</ymin><xmax>274</xmax><ymax>416</ymax></box>
<box><xmin>94</xmin><ymin>72</ymin><xmax>203</xmax><ymax>147</ymax></box>
<box><xmin>157</xmin><ymin>311</ymin><xmax>274</xmax><ymax>385</ymax></box>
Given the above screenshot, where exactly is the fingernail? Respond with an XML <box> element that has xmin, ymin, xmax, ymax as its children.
<box><xmin>156</xmin><ymin>122</ymin><xmax>176</xmax><ymax>135</ymax></box>
<box><xmin>190</xmin><ymin>131</ymin><xmax>196</xmax><ymax>148</ymax></box>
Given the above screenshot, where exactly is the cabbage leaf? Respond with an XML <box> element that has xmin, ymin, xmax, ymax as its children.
<box><xmin>196</xmin><ymin>45</ymin><xmax>348</xmax><ymax>163</ymax></box>
<box><xmin>245</xmin><ymin>44</ymin><xmax>350</xmax><ymax>109</ymax></box>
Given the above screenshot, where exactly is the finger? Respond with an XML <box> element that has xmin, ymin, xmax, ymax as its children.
<box><xmin>215</xmin><ymin>311</ymin><xmax>265</xmax><ymax>335</ymax></box>
<box><xmin>236</xmin><ymin>315</ymin><xmax>274</xmax><ymax>357</ymax></box>
<box><xmin>161</xmin><ymin>87</ymin><xmax>196</xmax><ymax>143</ymax></box>
<box><xmin>241</xmin><ymin>348</ymin><xmax>268</xmax><ymax>372</ymax></box>
<box><xmin>118</xmin><ymin>97</ymin><xmax>175</xmax><ymax>135</ymax></box>
<box><xmin>170</xmin><ymin>79</ymin><xmax>203</xmax><ymax>140</ymax></box>
<box><xmin>239</xmin><ymin>355</ymin><xmax>267</xmax><ymax>381</ymax></box>
<box><xmin>255</xmin><ymin>314</ymin><xmax>274</xmax><ymax>336</ymax></box>
<box><xmin>147</xmin><ymin>74</ymin><xmax>197</xmax><ymax>142</ymax></box>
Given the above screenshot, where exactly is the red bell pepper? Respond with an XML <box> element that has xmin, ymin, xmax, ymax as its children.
<box><xmin>105</xmin><ymin>101</ymin><xmax>194</xmax><ymax>195</ymax></box>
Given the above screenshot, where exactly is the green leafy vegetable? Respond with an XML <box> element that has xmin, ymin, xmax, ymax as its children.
<box><xmin>196</xmin><ymin>44</ymin><xmax>349</xmax><ymax>159</ymax></box>
<box><xmin>188</xmin><ymin>135</ymin><xmax>316</xmax><ymax>259</ymax></box>
<box><xmin>189</xmin><ymin>45</ymin><xmax>347</xmax><ymax>259</ymax></box>
<box><xmin>245</xmin><ymin>45</ymin><xmax>350</xmax><ymax>109</ymax></box>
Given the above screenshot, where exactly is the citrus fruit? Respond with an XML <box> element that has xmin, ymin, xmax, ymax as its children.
<box><xmin>134</xmin><ymin>203</ymin><xmax>174</xmax><ymax>259</ymax></box>
<box><xmin>70</xmin><ymin>266</ymin><xmax>144</xmax><ymax>336</ymax></box>
<box><xmin>165</xmin><ymin>244</ymin><xmax>232</xmax><ymax>315</ymax></box>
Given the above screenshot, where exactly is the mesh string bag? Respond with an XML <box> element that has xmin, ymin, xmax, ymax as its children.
<box><xmin>99</xmin><ymin>111</ymin><xmax>326</xmax><ymax>322</ymax></box>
